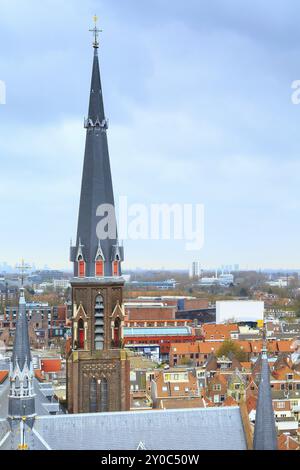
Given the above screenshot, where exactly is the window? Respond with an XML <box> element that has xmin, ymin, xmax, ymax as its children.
<box><xmin>23</xmin><ymin>376</ymin><xmax>28</xmax><ymax>389</ymax></box>
<box><xmin>277</xmin><ymin>402</ymin><xmax>285</xmax><ymax>409</ymax></box>
<box><xmin>89</xmin><ymin>378</ymin><xmax>97</xmax><ymax>412</ymax></box>
<box><xmin>77</xmin><ymin>255</ymin><xmax>85</xmax><ymax>277</ymax></box>
<box><xmin>113</xmin><ymin>317</ymin><xmax>121</xmax><ymax>347</ymax></box>
<box><xmin>100</xmin><ymin>378</ymin><xmax>108</xmax><ymax>412</ymax></box>
<box><xmin>94</xmin><ymin>295</ymin><xmax>104</xmax><ymax>351</ymax></box>
<box><xmin>95</xmin><ymin>259</ymin><xmax>104</xmax><ymax>277</ymax></box>
<box><xmin>78</xmin><ymin>318</ymin><xmax>84</xmax><ymax>349</ymax></box>
<box><xmin>113</xmin><ymin>261</ymin><xmax>119</xmax><ymax>276</ymax></box>
<box><xmin>213</xmin><ymin>384</ymin><xmax>221</xmax><ymax>391</ymax></box>
<box><xmin>296</xmin><ymin>384</ymin><xmax>300</xmax><ymax>390</ymax></box>
<box><xmin>162</xmin><ymin>386</ymin><xmax>168</xmax><ymax>392</ymax></box>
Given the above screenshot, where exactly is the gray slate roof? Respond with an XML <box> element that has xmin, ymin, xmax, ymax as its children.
<box><xmin>253</xmin><ymin>352</ymin><xmax>278</xmax><ymax>450</ymax></box>
<box><xmin>30</xmin><ymin>406</ymin><xmax>246</xmax><ymax>450</ymax></box>
<box><xmin>11</xmin><ymin>289</ymin><xmax>31</xmax><ymax>370</ymax></box>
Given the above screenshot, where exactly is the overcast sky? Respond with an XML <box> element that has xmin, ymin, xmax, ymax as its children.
<box><xmin>1</xmin><ymin>0</ymin><xmax>300</xmax><ymax>271</ymax></box>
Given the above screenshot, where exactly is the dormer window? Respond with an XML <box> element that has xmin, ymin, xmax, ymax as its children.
<box><xmin>95</xmin><ymin>256</ymin><xmax>104</xmax><ymax>277</ymax></box>
<box><xmin>95</xmin><ymin>241</ymin><xmax>105</xmax><ymax>277</ymax></box>
<box><xmin>112</xmin><ymin>253</ymin><xmax>120</xmax><ymax>277</ymax></box>
<box><xmin>113</xmin><ymin>260</ymin><xmax>119</xmax><ymax>276</ymax></box>
<box><xmin>77</xmin><ymin>255</ymin><xmax>85</xmax><ymax>277</ymax></box>
<box><xmin>111</xmin><ymin>244</ymin><xmax>122</xmax><ymax>276</ymax></box>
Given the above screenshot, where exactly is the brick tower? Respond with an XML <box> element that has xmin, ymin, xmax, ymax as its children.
<box><xmin>67</xmin><ymin>18</ymin><xmax>130</xmax><ymax>414</ymax></box>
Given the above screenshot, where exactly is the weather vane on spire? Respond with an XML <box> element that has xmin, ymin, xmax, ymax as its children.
<box><xmin>89</xmin><ymin>15</ymin><xmax>102</xmax><ymax>49</ymax></box>
<box><xmin>16</xmin><ymin>259</ymin><xmax>31</xmax><ymax>287</ymax></box>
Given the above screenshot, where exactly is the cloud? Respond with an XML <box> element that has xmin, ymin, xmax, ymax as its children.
<box><xmin>0</xmin><ymin>0</ymin><xmax>300</xmax><ymax>269</ymax></box>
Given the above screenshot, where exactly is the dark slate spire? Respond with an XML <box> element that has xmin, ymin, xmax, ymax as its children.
<box><xmin>8</xmin><ymin>288</ymin><xmax>35</xmax><ymax>418</ymax></box>
<box><xmin>253</xmin><ymin>346</ymin><xmax>277</xmax><ymax>450</ymax></box>
<box><xmin>70</xmin><ymin>19</ymin><xmax>124</xmax><ymax>278</ymax></box>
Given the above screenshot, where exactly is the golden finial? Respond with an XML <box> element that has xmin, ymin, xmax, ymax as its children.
<box><xmin>89</xmin><ymin>14</ymin><xmax>102</xmax><ymax>49</ymax></box>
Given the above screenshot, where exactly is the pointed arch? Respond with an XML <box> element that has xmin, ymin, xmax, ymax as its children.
<box><xmin>113</xmin><ymin>317</ymin><xmax>121</xmax><ymax>347</ymax></box>
<box><xmin>100</xmin><ymin>378</ymin><xmax>108</xmax><ymax>412</ymax></box>
<box><xmin>78</xmin><ymin>318</ymin><xmax>85</xmax><ymax>349</ymax></box>
<box><xmin>89</xmin><ymin>377</ymin><xmax>97</xmax><ymax>412</ymax></box>
<box><xmin>23</xmin><ymin>376</ymin><xmax>29</xmax><ymax>389</ymax></box>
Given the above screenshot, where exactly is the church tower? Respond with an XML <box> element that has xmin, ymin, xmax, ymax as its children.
<box><xmin>67</xmin><ymin>18</ymin><xmax>130</xmax><ymax>414</ymax></box>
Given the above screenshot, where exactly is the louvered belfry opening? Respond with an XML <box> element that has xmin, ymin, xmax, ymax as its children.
<box><xmin>94</xmin><ymin>295</ymin><xmax>104</xmax><ymax>350</ymax></box>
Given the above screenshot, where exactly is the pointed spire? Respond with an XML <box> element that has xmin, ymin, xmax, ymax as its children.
<box><xmin>253</xmin><ymin>321</ymin><xmax>277</xmax><ymax>450</ymax></box>
<box><xmin>70</xmin><ymin>20</ymin><xmax>124</xmax><ymax>277</ymax></box>
<box><xmin>11</xmin><ymin>288</ymin><xmax>31</xmax><ymax>370</ymax></box>
<box><xmin>8</xmin><ymin>287</ymin><xmax>35</xmax><ymax>419</ymax></box>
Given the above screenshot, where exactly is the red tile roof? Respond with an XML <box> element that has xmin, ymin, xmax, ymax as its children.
<box><xmin>246</xmin><ymin>395</ymin><xmax>257</xmax><ymax>413</ymax></box>
<box><xmin>0</xmin><ymin>371</ymin><xmax>8</xmax><ymax>384</ymax></box>
<box><xmin>277</xmin><ymin>340</ymin><xmax>295</xmax><ymax>353</ymax></box>
<box><xmin>198</xmin><ymin>342</ymin><xmax>223</xmax><ymax>354</ymax></box>
<box><xmin>222</xmin><ymin>396</ymin><xmax>238</xmax><ymax>407</ymax></box>
<box><xmin>41</xmin><ymin>359</ymin><xmax>62</xmax><ymax>373</ymax></box>
<box><xmin>278</xmin><ymin>434</ymin><xmax>299</xmax><ymax>451</ymax></box>
<box><xmin>202</xmin><ymin>323</ymin><xmax>239</xmax><ymax>341</ymax></box>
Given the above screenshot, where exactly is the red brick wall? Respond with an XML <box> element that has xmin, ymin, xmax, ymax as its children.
<box><xmin>184</xmin><ymin>299</ymin><xmax>209</xmax><ymax>310</ymax></box>
<box><xmin>126</xmin><ymin>306</ymin><xmax>176</xmax><ymax>321</ymax></box>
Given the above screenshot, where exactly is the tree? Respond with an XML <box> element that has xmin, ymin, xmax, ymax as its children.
<box><xmin>217</xmin><ymin>339</ymin><xmax>247</xmax><ymax>362</ymax></box>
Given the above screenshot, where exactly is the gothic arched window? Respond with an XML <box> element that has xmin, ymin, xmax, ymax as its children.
<box><xmin>89</xmin><ymin>377</ymin><xmax>97</xmax><ymax>413</ymax></box>
<box><xmin>100</xmin><ymin>378</ymin><xmax>108</xmax><ymax>412</ymax></box>
<box><xmin>94</xmin><ymin>295</ymin><xmax>104</xmax><ymax>350</ymax></box>
<box><xmin>23</xmin><ymin>376</ymin><xmax>28</xmax><ymax>389</ymax></box>
<box><xmin>78</xmin><ymin>318</ymin><xmax>85</xmax><ymax>349</ymax></box>
<box><xmin>113</xmin><ymin>317</ymin><xmax>121</xmax><ymax>347</ymax></box>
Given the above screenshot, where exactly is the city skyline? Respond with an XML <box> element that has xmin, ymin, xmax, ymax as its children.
<box><xmin>1</xmin><ymin>0</ymin><xmax>300</xmax><ymax>270</ymax></box>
